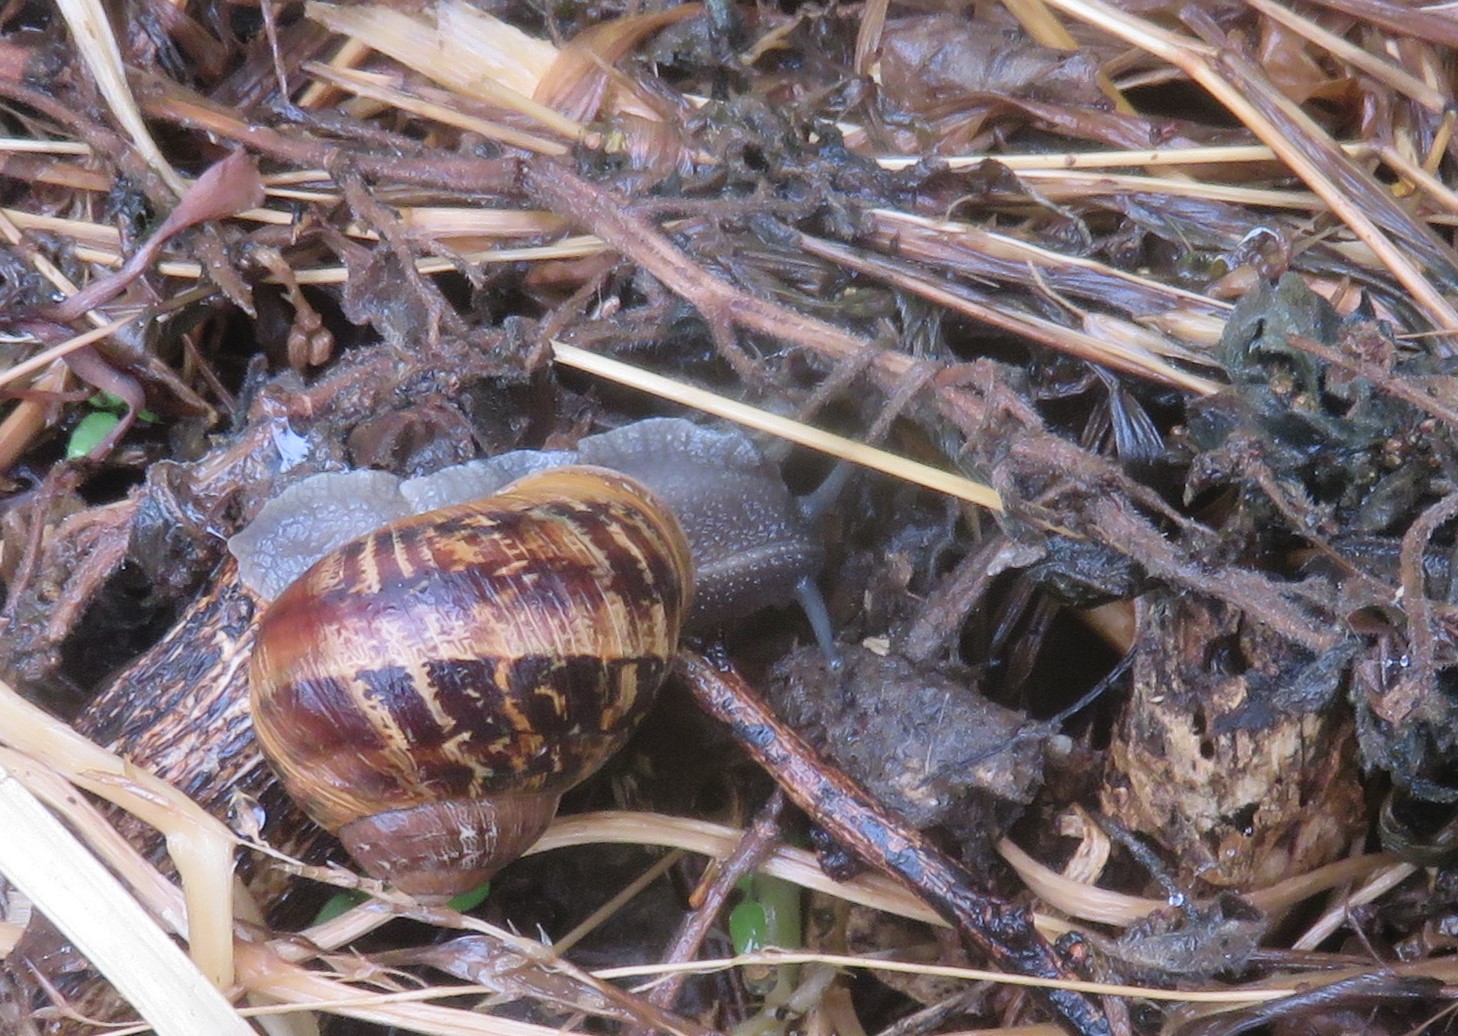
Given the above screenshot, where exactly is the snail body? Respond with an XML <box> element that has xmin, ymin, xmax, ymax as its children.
<box><xmin>247</xmin><ymin>466</ymin><xmax>694</xmax><ymax>898</ymax></box>
<box><xmin>574</xmin><ymin>419</ymin><xmax>824</xmax><ymax>628</ymax></box>
<box><xmin>232</xmin><ymin>419</ymin><xmax>823</xmax><ymax>631</ymax></box>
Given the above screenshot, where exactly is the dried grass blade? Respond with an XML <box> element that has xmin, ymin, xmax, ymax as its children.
<box><xmin>1016</xmin><ymin>0</ymin><xmax>1140</xmax><ymax>114</ymax></box>
<box><xmin>434</xmin><ymin>0</ymin><xmax>560</xmax><ymax>97</ymax></box>
<box><xmin>53</xmin><ymin>0</ymin><xmax>184</xmax><ymax>194</ymax></box>
<box><xmin>0</xmin><ymin>361</ymin><xmax>68</xmax><ymax>475</ymax></box>
<box><xmin>550</xmin><ymin>342</ymin><xmax>1005</xmax><ymax>511</ymax></box>
<box><xmin>287</xmin><ymin>234</ymin><xmax>611</xmax><ymax>285</ymax></box>
<box><xmin>0</xmin><ymin>207</ymin><xmax>121</xmax><ymax>249</ymax></box>
<box><xmin>306</xmin><ymin>1</ymin><xmax>586</xmax><ymax>142</ymax></box>
<box><xmin>533</xmin><ymin>811</ymin><xmax>941</xmax><ymax>928</ymax></box>
<box><xmin>597</xmin><ymin>949</ymin><xmax>1298</xmax><ymax>1004</ymax></box>
<box><xmin>0</xmin><ymin>677</ymin><xmax>241</xmax><ymax>990</ymax></box>
<box><xmin>798</xmin><ymin>233</ymin><xmax>1221</xmax><ymax>396</ymax></box>
<box><xmin>1303</xmin><ymin>0</ymin><xmax>1458</xmax><ymax>48</ymax></box>
<box><xmin>0</xmin><ymin>155</ymin><xmax>111</xmax><ymax>193</ymax></box>
<box><xmin>0</xmin><ymin>315</ymin><xmax>133</xmax><ymax>390</ymax></box>
<box><xmin>868</xmin><ymin>209</ymin><xmax>1232</xmax><ymax>322</ymax></box>
<box><xmin>1242</xmin><ymin>0</ymin><xmax>1449</xmax><ymax>113</ymax></box>
<box><xmin>1015</xmin><ymin>168</ymin><xmax>1324</xmax><ymax>210</ymax></box>
<box><xmin>232</xmin><ymin>945</ymin><xmax>595</xmax><ymax>1036</ymax></box>
<box><xmin>535</xmin><ymin>6</ymin><xmax>698</xmax><ymax>122</ymax></box>
<box><xmin>303</xmin><ymin>64</ymin><xmax>568</xmax><ymax>155</ymax></box>
<box><xmin>1371</xmin><ymin>143</ymin><xmax>1458</xmax><ymax>218</ymax></box>
<box><xmin>854</xmin><ymin>0</ymin><xmax>889</xmax><ymax>75</ymax></box>
<box><xmin>0</xmin><ymin>137</ymin><xmax>90</xmax><ymax>155</ymax></box>
<box><xmin>1042</xmin><ymin>0</ymin><xmax>1458</xmax><ymax>346</ymax></box>
<box><xmin>1291</xmin><ymin>860</ymin><xmax>1417</xmax><ymax>950</ymax></box>
<box><xmin>0</xmin><ymin>746</ymin><xmax>249</xmax><ymax>1034</ymax></box>
<box><xmin>1202</xmin><ymin>41</ymin><xmax>1458</xmax><ymax>309</ymax></box>
<box><xmin>296</xmin><ymin>35</ymin><xmax>371</xmax><ymax>109</ymax></box>
<box><xmin>876</xmin><ymin>141</ymin><xmax>1361</xmax><ymax>171</ymax></box>
<box><xmin>365</xmin><ymin>206</ymin><xmax>567</xmax><ymax>242</ymax></box>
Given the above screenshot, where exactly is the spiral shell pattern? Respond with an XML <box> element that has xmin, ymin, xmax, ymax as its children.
<box><xmin>249</xmin><ymin>466</ymin><xmax>693</xmax><ymax>892</ymax></box>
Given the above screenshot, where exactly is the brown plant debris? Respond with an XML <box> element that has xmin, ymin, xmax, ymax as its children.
<box><xmin>0</xmin><ymin>1</ymin><xmax>1456</xmax><ymax>1034</ymax></box>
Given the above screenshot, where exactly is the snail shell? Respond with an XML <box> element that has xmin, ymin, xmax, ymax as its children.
<box><xmin>248</xmin><ymin>466</ymin><xmax>694</xmax><ymax>898</ymax></box>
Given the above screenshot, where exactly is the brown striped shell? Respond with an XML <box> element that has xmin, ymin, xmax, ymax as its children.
<box><xmin>248</xmin><ymin>466</ymin><xmax>695</xmax><ymax>898</ymax></box>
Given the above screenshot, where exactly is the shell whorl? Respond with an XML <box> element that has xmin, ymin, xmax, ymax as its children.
<box><xmin>248</xmin><ymin>466</ymin><xmax>694</xmax><ymax>895</ymax></box>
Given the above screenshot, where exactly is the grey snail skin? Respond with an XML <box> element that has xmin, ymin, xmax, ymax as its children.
<box><xmin>231</xmin><ymin>419</ymin><xmax>830</xmax><ymax>897</ymax></box>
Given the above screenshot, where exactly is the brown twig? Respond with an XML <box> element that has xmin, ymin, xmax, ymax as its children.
<box><xmin>1082</xmin><ymin>494</ymin><xmax>1340</xmax><ymax>652</ymax></box>
<box><xmin>900</xmin><ymin>533</ymin><xmax>1046</xmax><ymax>664</ymax></box>
<box><xmin>639</xmin><ymin>790</ymin><xmax>786</xmax><ymax>1023</ymax></box>
<box><xmin>674</xmin><ymin>650</ymin><xmax>1112</xmax><ymax>1036</ymax></box>
<box><xmin>1396</xmin><ymin>491</ymin><xmax>1458</xmax><ymax>710</ymax></box>
<box><xmin>136</xmin><ymin>74</ymin><xmax>520</xmax><ymax>196</ymax></box>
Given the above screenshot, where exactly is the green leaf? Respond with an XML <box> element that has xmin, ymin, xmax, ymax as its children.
<box><xmin>447</xmin><ymin>881</ymin><xmax>492</xmax><ymax>912</ymax></box>
<box><xmin>66</xmin><ymin>411</ymin><xmax>121</xmax><ymax>460</ymax></box>
<box><xmin>756</xmin><ymin>874</ymin><xmax>802</xmax><ymax>949</ymax></box>
<box><xmin>91</xmin><ymin>393</ymin><xmax>156</xmax><ymax>422</ymax></box>
<box><xmin>729</xmin><ymin>899</ymin><xmax>769</xmax><ymax>954</ymax></box>
<box><xmin>312</xmin><ymin>889</ymin><xmax>369</xmax><ymax>925</ymax></box>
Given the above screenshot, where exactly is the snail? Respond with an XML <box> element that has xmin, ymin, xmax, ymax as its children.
<box><xmin>232</xmin><ymin>419</ymin><xmax>828</xmax><ymax>633</ymax></box>
<box><xmin>232</xmin><ymin>418</ymin><xmax>830</xmax><ymax>897</ymax></box>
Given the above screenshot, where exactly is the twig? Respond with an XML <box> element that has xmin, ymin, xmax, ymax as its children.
<box><xmin>1082</xmin><ymin>495</ymin><xmax>1340</xmax><ymax>652</ymax></box>
<box><xmin>901</xmin><ymin>533</ymin><xmax>1046</xmax><ymax>664</ymax></box>
<box><xmin>674</xmin><ymin>650</ymin><xmax>1112</xmax><ymax>1036</ymax></box>
<box><xmin>136</xmin><ymin>74</ymin><xmax>520</xmax><ymax>195</ymax></box>
<box><xmin>1168</xmin><ymin>973</ymin><xmax>1442</xmax><ymax>1036</ymax></box>
<box><xmin>1396</xmin><ymin>491</ymin><xmax>1458</xmax><ymax>712</ymax></box>
<box><xmin>641</xmin><ymin>791</ymin><xmax>786</xmax><ymax>1019</ymax></box>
